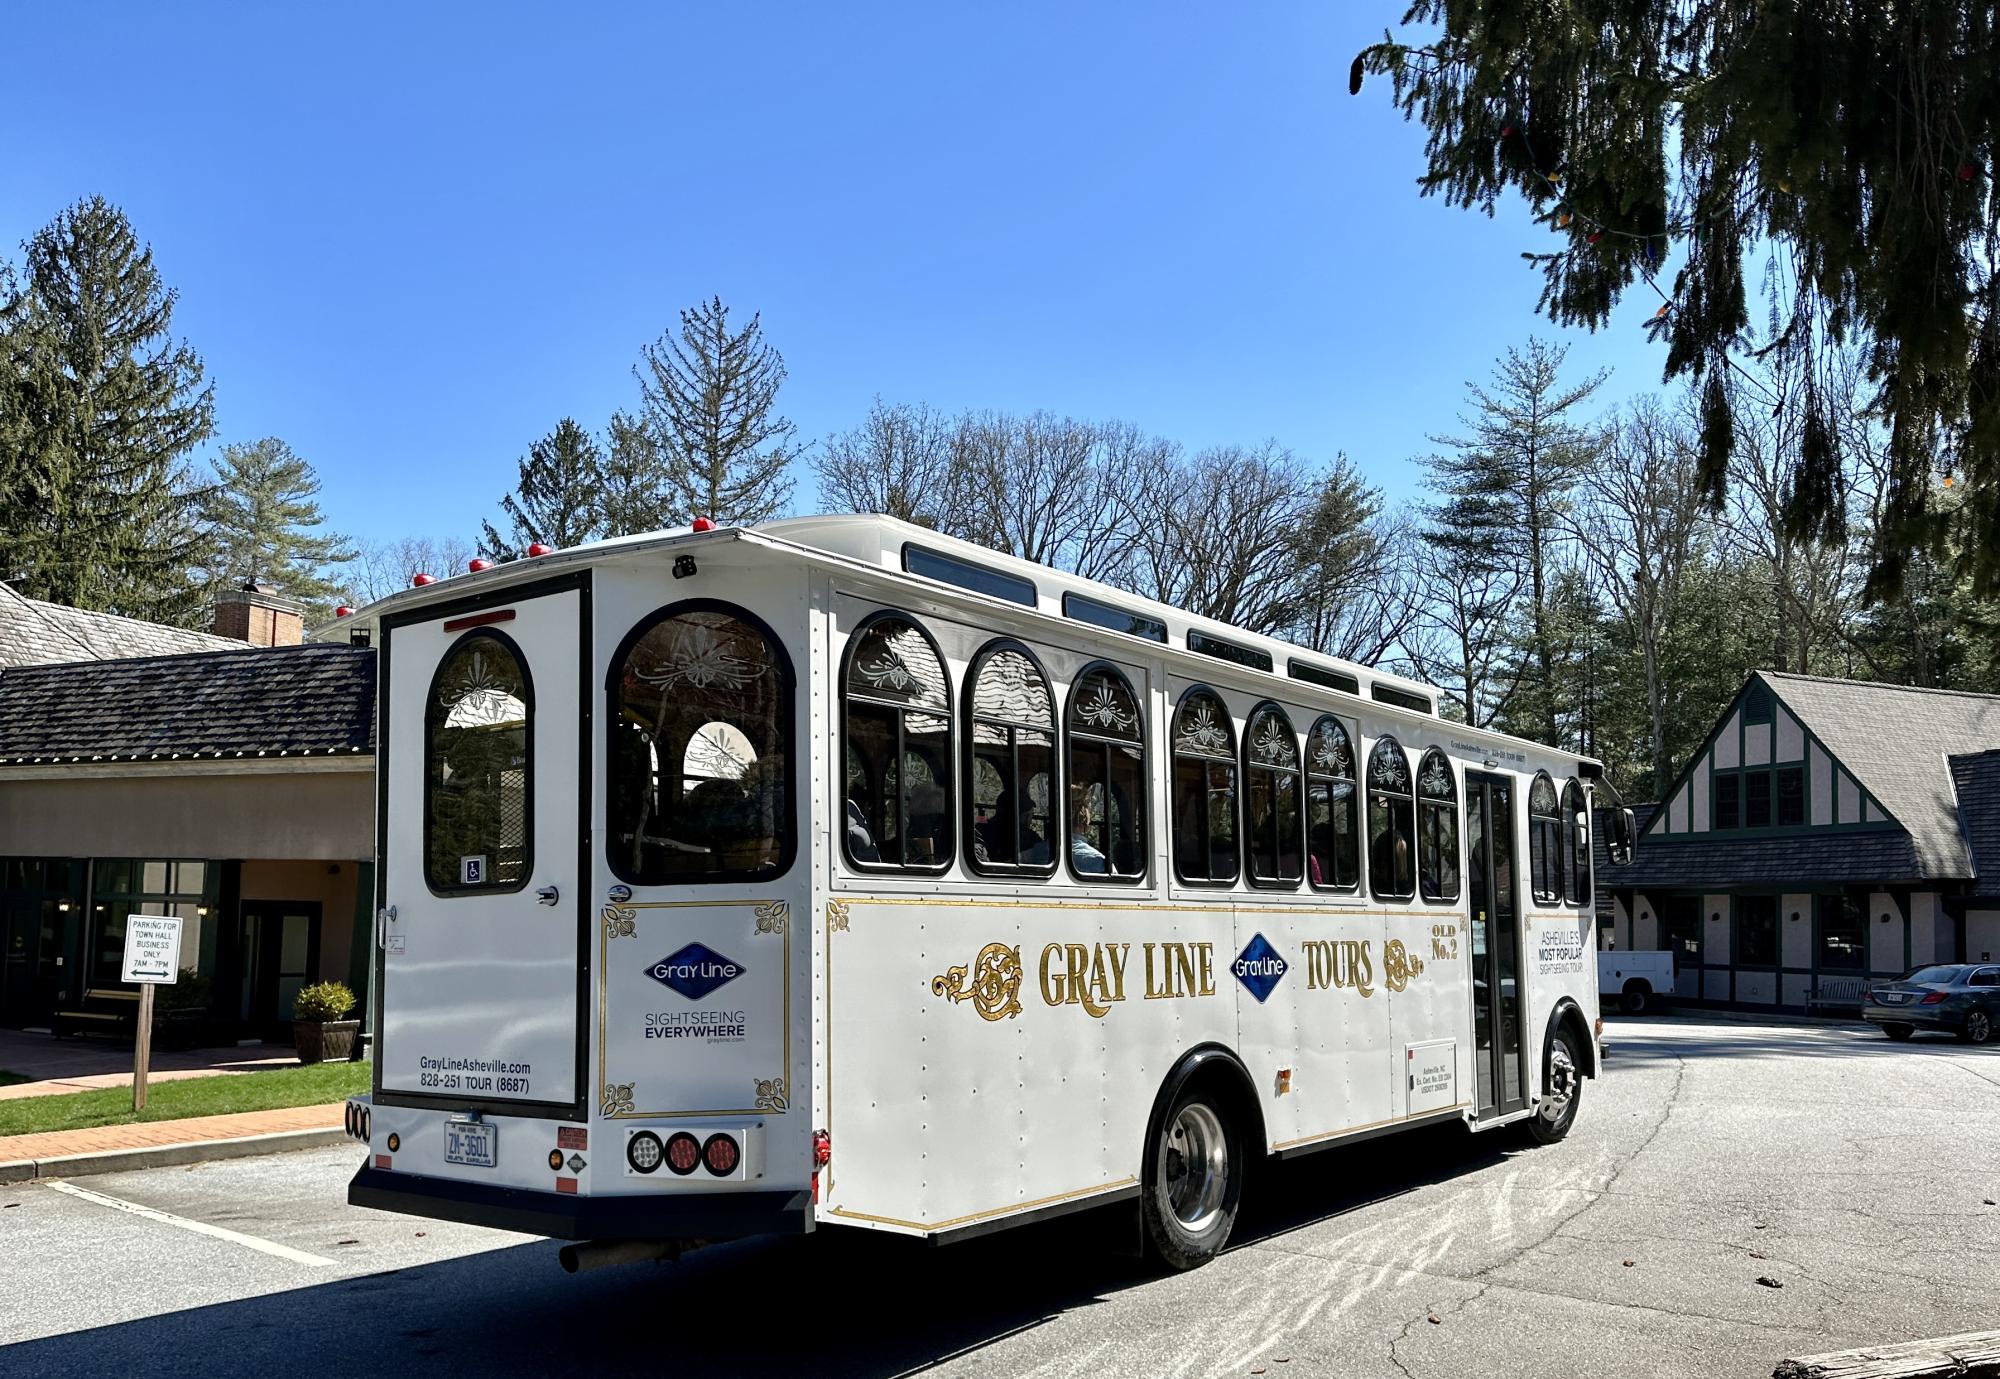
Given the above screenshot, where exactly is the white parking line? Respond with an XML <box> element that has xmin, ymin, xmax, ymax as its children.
<box><xmin>48</xmin><ymin>1180</ymin><xmax>335</xmax><ymax>1268</ymax></box>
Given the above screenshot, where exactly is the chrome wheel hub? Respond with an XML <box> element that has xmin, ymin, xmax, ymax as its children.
<box><xmin>1541</xmin><ymin>1041</ymin><xmax>1578</xmax><ymax>1122</ymax></box>
<box><xmin>1161</xmin><ymin>1102</ymin><xmax>1229</xmax><ymax>1232</ymax></box>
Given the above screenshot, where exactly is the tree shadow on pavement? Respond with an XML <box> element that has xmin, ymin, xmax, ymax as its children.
<box><xmin>0</xmin><ymin>1125</ymin><xmax>1518</xmax><ymax>1379</ymax></box>
<box><xmin>1604</xmin><ymin>1015</ymin><xmax>1999</xmax><ymax>1063</ymax></box>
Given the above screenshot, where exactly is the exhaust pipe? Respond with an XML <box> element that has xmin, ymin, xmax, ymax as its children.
<box><xmin>558</xmin><ymin>1238</ymin><xmax>695</xmax><ymax>1274</ymax></box>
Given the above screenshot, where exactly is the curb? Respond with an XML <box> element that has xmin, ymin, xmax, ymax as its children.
<box><xmin>0</xmin><ymin>1127</ymin><xmax>351</xmax><ymax>1185</ymax></box>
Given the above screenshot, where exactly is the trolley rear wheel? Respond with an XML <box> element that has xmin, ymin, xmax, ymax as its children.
<box><xmin>1142</xmin><ymin>1085</ymin><xmax>1242</xmax><ymax>1270</ymax></box>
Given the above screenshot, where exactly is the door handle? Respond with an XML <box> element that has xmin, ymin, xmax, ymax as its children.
<box><xmin>537</xmin><ymin>886</ymin><xmax>560</xmax><ymax>907</ymax></box>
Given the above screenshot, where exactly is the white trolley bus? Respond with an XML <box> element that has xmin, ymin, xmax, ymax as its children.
<box><xmin>341</xmin><ymin>515</ymin><xmax>1632</xmax><ymax>1269</ymax></box>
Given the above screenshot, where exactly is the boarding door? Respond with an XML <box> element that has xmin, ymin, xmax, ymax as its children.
<box><xmin>1465</xmin><ymin>771</ymin><xmax>1528</xmax><ymax>1118</ymax></box>
<box><xmin>375</xmin><ymin>574</ymin><xmax>589</xmax><ymax>1119</ymax></box>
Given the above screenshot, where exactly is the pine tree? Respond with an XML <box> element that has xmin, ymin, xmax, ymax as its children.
<box><xmin>0</xmin><ymin>197</ymin><xmax>214</xmax><ymax>623</ymax></box>
<box><xmin>598</xmin><ymin>409</ymin><xmax>679</xmax><ymax>537</ymax></box>
<box><xmin>1356</xmin><ymin>4</ymin><xmax>2000</xmax><ymax>598</ymax></box>
<box><xmin>1423</xmin><ymin>340</ymin><xmax>1607</xmax><ymax>744</ymax></box>
<box><xmin>628</xmin><ymin>297</ymin><xmax>797</xmax><ymax>527</ymax></box>
<box><xmin>479</xmin><ymin>418</ymin><xmax>608</xmax><ymax>558</ymax></box>
<box><xmin>201</xmin><ymin>437</ymin><xmax>356</xmax><ymax>618</ymax></box>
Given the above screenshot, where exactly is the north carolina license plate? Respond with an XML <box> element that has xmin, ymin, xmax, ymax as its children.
<box><xmin>445</xmin><ymin>1118</ymin><xmax>497</xmax><ymax>1167</ymax></box>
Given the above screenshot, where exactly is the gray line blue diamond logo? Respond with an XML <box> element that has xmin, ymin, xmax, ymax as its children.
<box><xmin>645</xmin><ymin>942</ymin><xmax>745</xmax><ymax>1001</ymax></box>
<box><xmin>1232</xmin><ymin>933</ymin><xmax>1287</xmax><ymax>1003</ymax></box>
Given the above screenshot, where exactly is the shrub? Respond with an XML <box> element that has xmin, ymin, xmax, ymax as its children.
<box><xmin>157</xmin><ymin>967</ymin><xmax>212</xmax><ymax>1013</ymax></box>
<box><xmin>294</xmin><ymin>981</ymin><xmax>357</xmax><ymax>1023</ymax></box>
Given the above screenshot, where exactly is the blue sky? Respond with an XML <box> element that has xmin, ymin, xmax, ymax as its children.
<box><xmin>2</xmin><ymin>4</ymin><xmax>1672</xmax><ymax>550</ymax></box>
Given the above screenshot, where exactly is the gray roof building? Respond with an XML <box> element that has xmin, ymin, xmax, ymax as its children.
<box><xmin>0</xmin><ymin>582</ymin><xmax>242</xmax><ymax>667</ymax></box>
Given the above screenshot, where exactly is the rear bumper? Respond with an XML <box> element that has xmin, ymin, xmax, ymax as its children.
<box><xmin>1860</xmin><ymin>1005</ymin><xmax>1951</xmax><ymax>1028</ymax></box>
<box><xmin>348</xmin><ymin>1164</ymin><xmax>812</xmax><ymax>1241</ymax></box>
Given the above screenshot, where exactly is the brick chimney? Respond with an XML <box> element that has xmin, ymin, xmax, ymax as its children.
<box><xmin>214</xmin><ymin>583</ymin><xmax>304</xmax><ymax>647</ymax></box>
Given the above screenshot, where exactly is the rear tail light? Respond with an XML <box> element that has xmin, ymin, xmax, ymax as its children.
<box><xmin>665</xmin><ymin>1132</ymin><xmax>702</xmax><ymax>1176</ymax></box>
<box><xmin>701</xmin><ymin>1133</ymin><xmax>740</xmax><ymax>1176</ymax></box>
<box><xmin>627</xmin><ymin>1130</ymin><xmax>665</xmax><ymax>1174</ymax></box>
<box><xmin>1920</xmin><ymin>991</ymin><xmax>1947</xmax><ymax>1005</ymax></box>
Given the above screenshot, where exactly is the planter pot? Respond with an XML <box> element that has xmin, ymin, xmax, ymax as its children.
<box><xmin>295</xmin><ymin>1019</ymin><xmax>360</xmax><ymax>1064</ymax></box>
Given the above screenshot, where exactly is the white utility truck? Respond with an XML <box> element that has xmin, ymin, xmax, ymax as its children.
<box><xmin>1599</xmin><ymin>950</ymin><xmax>1674</xmax><ymax>1013</ymax></box>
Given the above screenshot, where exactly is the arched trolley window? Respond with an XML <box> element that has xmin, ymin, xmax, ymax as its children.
<box><xmin>843</xmin><ymin>611</ymin><xmax>955</xmax><ymax>873</ymax></box>
<box><xmin>1529</xmin><ymin>772</ymin><xmax>1562</xmax><ymax>904</ymax></box>
<box><xmin>607</xmin><ymin>602</ymin><xmax>794</xmax><ymax>884</ymax></box>
<box><xmin>1171</xmin><ymin>687</ymin><xmax>1238</xmax><ymax>885</ymax></box>
<box><xmin>1562</xmin><ymin>778</ymin><xmax>1591</xmax><ymax>906</ymax></box>
<box><xmin>1417</xmin><ymin>748</ymin><xmax>1460</xmax><ymax>903</ymax></box>
<box><xmin>966</xmin><ymin>641</ymin><xmax>1057</xmax><ymax>876</ymax></box>
<box><xmin>1305</xmin><ymin>716</ymin><xmax>1360</xmax><ymax>891</ymax></box>
<box><xmin>426</xmin><ymin>629</ymin><xmax>533</xmax><ymax>894</ymax></box>
<box><xmin>1244</xmin><ymin>703</ymin><xmax>1303</xmax><ymax>887</ymax></box>
<box><xmin>1066</xmin><ymin>664</ymin><xmax>1147</xmax><ymax>882</ymax></box>
<box><xmin>1366</xmin><ymin>735</ymin><xmax>1415</xmax><ymax>901</ymax></box>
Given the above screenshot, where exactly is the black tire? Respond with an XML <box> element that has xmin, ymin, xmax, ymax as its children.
<box><xmin>1142</xmin><ymin>1082</ymin><xmax>1243</xmax><ymax>1270</ymax></box>
<box><xmin>1882</xmin><ymin>1022</ymin><xmax>1915</xmax><ymax>1041</ymax></box>
<box><xmin>1960</xmin><ymin>1009</ymin><xmax>1994</xmax><ymax>1045</ymax></box>
<box><xmin>1620</xmin><ymin>981</ymin><xmax>1650</xmax><ymax>1015</ymax></box>
<box><xmin>1525</xmin><ymin>1026</ymin><xmax>1584</xmax><ymax>1145</ymax></box>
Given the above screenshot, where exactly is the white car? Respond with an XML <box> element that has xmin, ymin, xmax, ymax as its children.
<box><xmin>1599</xmin><ymin>950</ymin><xmax>1673</xmax><ymax>1014</ymax></box>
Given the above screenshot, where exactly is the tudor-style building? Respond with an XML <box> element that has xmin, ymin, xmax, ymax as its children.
<box><xmin>1600</xmin><ymin>671</ymin><xmax>2000</xmax><ymax>1012</ymax></box>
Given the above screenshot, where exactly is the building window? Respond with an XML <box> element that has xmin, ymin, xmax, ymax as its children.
<box><xmin>89</xmin><ymin>861</ymin><xmax>211</xmax><ymax>987</ymax></box>
<box><xmin>843</xmin><ymin>612</ymin><xmax>954</xmax><ymax>872</ymax></box>
<box><xmin>1065</xmin><ymin>664</ymin><xmax>1147</xmax><ymax>881</ymax></box>
<box><xmin>1417</xmin><ymin>749</ymin><xmax>1459</xmax><ymax>902</ymax></box>
<box><xmin>1715</xmin><ymin>773</ymin><xmax>1740</xmax><ymax>830</ymax></box>
<box><xmin>1171</xmin><ymin>687</ymin><xmax>1238</xmax><ymax>885</ymax></box>
<box><xmin>1528</xmin><ymin>772</ymin><xmax>1561</xmax><ymax>904</ymax></box>
<box><xmin>1776</xmin><ymin>765</ymin><xmax>1805</xmax><ymax>827</ymax></box>
<box><xmin>1305</xmin><ymin>716</ymin><xmax>1359</xmax><ymax>891</ymax></box>
<box><xmin>1562</xmin><ymin>779</ymin><xmax>1591</xmax><ymax>906</ymax></box>
<box><xmin>426</xmin><ymin>631</ymin><xmax>532</xmax><ymax>893</ymax></box>
<box><xmin>1366</xmin><ymin>736</ymin><xmax>1415</xmax><ymax>901</ymax></box>
<box><xmin>1737</xmin><ymin>895</ymin><xmax>1779</xmax><ymax>966</ymax></box>
<box><xmin>1244</xmin><ymin>703</ymin><xmax>1303</xmax><ymax>887</ymax></box>
<box><xmin>966</xmin><ymin>642</ymin><xmax>1058</xmax><ymax>875</ymax></box>
<box><xmin>608</xmin><ymin>602</ymin><xmax>793</xmax><ymax>883</ymax></box>
<box><xmin>1817</xmin><ymin>893</ymin><xmax>1866</xmax><ymax>970</ymax></box>
<box><xmin>1744</xmin><ymin>770</ymin><xmax>1772</xmax><ymax>829</ymax></box>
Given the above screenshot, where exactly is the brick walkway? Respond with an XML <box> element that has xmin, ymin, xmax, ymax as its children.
<box><xmin>0</xmin><ymin>1102</ymin><xmax>344</xmax><ymax>1165</ymax></box>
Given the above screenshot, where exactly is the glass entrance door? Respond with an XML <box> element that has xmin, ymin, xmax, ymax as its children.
<box><xmin>240</xmin><ymin>902</ymin><xmax>321</xmax><ymax>1039</ymax></box>
<box><xmin>1466</xmin><ymin>772</ymin><xmax>1527</xmax><ymax>1118</ymax></box>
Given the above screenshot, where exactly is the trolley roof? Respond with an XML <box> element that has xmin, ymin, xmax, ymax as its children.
<box><xmin>330</xmin><ymin>513</ymin><xmax>1601</xmax><ymax>773</ymax></box>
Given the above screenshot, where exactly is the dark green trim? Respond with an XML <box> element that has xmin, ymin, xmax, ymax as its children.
<box><xmin>347</xmin><ymin>860</ymin><xmax>375</xmax><ymax>1033</ymax></box>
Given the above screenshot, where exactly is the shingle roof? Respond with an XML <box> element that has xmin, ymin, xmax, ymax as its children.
<box><xmin>1949</xmin><ymin>750</ymin><xmax>2000</xmax><ymax>900</ymax></box>
<box><xmin>0</xmin><ymin>644</ymin><xmax>376</xmax><ymax>764</ymax></box>
<box><xmin>1762</xmin><ymin>671</ymin><xmax>2000</xmax><ymax>878</ymax></box>
<box><xmin>0</xmin><ymin>582</ymin><xmax>242</xmax><ymax>668</ymax></box>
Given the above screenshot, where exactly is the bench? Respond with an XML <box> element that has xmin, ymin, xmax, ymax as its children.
<box><xmin>52</xmin><ymin>987</ymin><xmax>141</xmax><ymax>1041</ymax></box>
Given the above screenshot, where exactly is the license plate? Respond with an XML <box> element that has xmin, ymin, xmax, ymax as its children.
<box><xmin>445</xmin><ymin>1118</ymin><xmax>497</xmax><ymax>1167</ymax></box>
<box><xmin>1882</xmin><ymin>992</ymin><xmax>1908</xmax><ymax>1004</ymax></box>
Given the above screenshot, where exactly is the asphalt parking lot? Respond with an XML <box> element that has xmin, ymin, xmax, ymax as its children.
<box><xmin>2</xmin><ymin>1016</ymin><xmax>1996</xmax><ymax>1379</ymax></box>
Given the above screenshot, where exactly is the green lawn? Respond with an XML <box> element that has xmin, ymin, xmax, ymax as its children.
<box><xmin>0</xmin><ymin>1060</ymin><xmax>370</xmax><ymax>1139</ymax></box>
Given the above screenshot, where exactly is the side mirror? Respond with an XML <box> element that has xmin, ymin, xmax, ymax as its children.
<box><xmin>1608</xmin><ymin>806</ymin><xmax>1636</xmax><ymax>865</ymax></box>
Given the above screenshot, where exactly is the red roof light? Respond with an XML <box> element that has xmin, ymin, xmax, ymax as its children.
<box><xmin>334</xmin><ymin>605</ymin><xmax>354</xmax><ymax>618</ymax></box>
<box><xmin>468</xmin><ymin>558</ymin><xmax>492</xmax><ymax>572</ymax></box>
<box><xmin>411</xmin><ymin>573</ymin><xmax>435</xmax><ymax>587</ymax></box>
<box><xmin>691</xmin><ymin>517</ymin><xmax>716</xmax><ymax>533</ymax></box>
<box><xmin>527</xmin><ymin>542</ymin><xmax>553</xmax><ymax>558</ymax></box>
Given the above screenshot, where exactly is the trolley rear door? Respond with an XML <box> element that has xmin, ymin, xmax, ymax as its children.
<box><xmin>375</xmin><ymin>574</ymin><xmax>591</xmax><ymax>1119</ymax></box>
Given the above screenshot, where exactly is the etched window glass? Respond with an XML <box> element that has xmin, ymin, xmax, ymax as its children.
<box><xmin>609</xmin><ymin>605</ymin><xmax>792</xmax><ymax>883</ymax></box>
<box><xmin>426</xmin><ymin>632</ymin><xmax>531</xmax><ymax>892</ymax></box>
<box><xmin>1418</xmin><ymin>749</ymin><xmax>1460</xmax><ymax>902</ymax></box>
<box><xmin>1562</xmin><ymin>778</ymin><xmax>1591</xmax><ymax>906</ymax></box>
<box><xmin>1529</xmin><ymin>772</ymin><xmax>1561</xmax><ymax>904</ymax></box>
<box><xmin>1366</xmin><ymin>735</ymin><xmax>1414</xmax><ymax>900</ymax></box>
<box><xmin>844</xmin><ymin>613</ymin><xmax>954</xmax><ymax>872</ymax></box>
<box><xmin>1171</xmin><ymin>688</ymin><xmax>1238</xmax><ymax>884</ymax></box>
<box><xmin>1305</xmin><ymin>716</ymin><xmax>1359</xmax><ymax>891</ymax></box>
<box><xmin>967</xmin><ymin>643</ymin><xmax>1056</xmax><ymax>875</ymax></box>
<box><xmin>1244</xmin><ymin>704</ymin><xmax>1303</xmax><ymax>887</ymax></box>
<box><xmin>1066</xmin><ymin>666</ymin><xmax>1146</xmax><ymax>881</ymax></box>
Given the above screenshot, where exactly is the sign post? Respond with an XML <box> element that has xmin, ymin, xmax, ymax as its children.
<box><xmin>121</xmin><ymin>914</ymin><xmax>183</xmax><ymax>1114</ymax></box>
